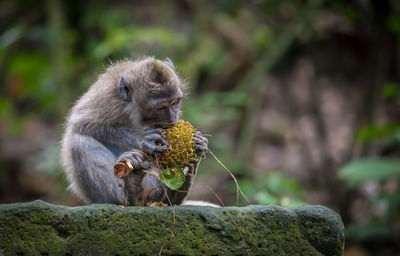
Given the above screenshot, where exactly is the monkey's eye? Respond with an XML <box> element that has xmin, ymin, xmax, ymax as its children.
<box><xmin>171</xmin><ymin>99</ymin><xmax>181</xmax><ymax>106</ymax></box>
<box><xmin>157</xmin><ymin>106</ymin><xmax>168</xmax><ymax>111</ymax></box>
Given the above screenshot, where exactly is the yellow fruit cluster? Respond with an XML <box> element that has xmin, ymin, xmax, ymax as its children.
<box><xmin>159</xmin><ymin>120</ymin><xmax>197</xmax><ymax>168</ymax></box>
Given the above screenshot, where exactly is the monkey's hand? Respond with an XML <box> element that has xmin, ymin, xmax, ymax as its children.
<box><xmin>183</xmin><ymin>163</ymin><xmax>197</xmax><ymax>177</ymax></box>
<box><xmin>116</xmin><ymin>149</ymin><xmax>152</xmax><ymax>171</ymax></box>
<box><xmin>193</xmin><ymin>131</ymin><xmax>208</xmax><ymax>159</ymax></box>
<box><xmin>139</xmin><ymin>128</ymin><xmax>169</xmax><ymax>156</ymax></box>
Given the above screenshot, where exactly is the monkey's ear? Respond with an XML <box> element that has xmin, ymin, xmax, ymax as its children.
<box><xmin>165</xmin><ymin>57</ymin><xmax>175</xmax><ymax>70</ymax></box>
<box><xmin>118</xmin><ymin>77</ymin><xmax>131</xmax><ymax>102</ymax></box>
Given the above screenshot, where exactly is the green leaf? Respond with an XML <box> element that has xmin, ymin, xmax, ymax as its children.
<box><xmin>355</xmin><ymin>123</ymin><xmax>400</xmax><ymax>142</ymax></box>
<box><xmin>279</xmin><ymin>197</ymin><xmax>306</xmax><ymax>208</ymax></box>
<box><xmin>160</xmin><ymin>167</ymin><xmax>186</xmax><ymax>190</ymax></box>
<box><xmin>219</xmin><ymin>91</ymin><xmax>248</xmax><ymax>107</ymax></box>
<box><xmin>262</xmin><ymin>172</ymin><xmax>304</xmax><ymax>196</ymax></box>
<box><xmin>382</xmin><ymin>83</ymin><xmax>399</xmax><ymax>99</ymax></box>
<box><xmin>387</xmin><ymin>15</ymin><xmax>400</xmax><ymax>35</ymax></box>
<box><xmin>339</xmin><ymin>158</ymin><xmax>400</xmax><ymax>187</ymax></box>
<box><xmin>254</xmin><ymin>191</ymin><xmax>278</xmax><ymax>205</ymax></box>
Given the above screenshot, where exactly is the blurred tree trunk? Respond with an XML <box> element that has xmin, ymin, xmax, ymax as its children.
<box><xmin>46</xmin><ymin>0</ymin><xmax>70</xmax><ymax>119</ymax></box>
<box><xmin>234</xmin><ymin>1</ymin><xmax>325</xmax><ymax>162</ymax></box>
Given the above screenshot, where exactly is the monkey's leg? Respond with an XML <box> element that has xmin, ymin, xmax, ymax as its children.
<box><xmin>124</xmin><ymin>169</ymin><xmax>167</xmax><ymax>206</ymax></box>
<box><xmin>123</xmin><ymin>171</ymin><xmax>145</xmax><ymax>205</ymax></box>
<box><xmin>68</xmin><ymin>134</ymin><xmax>126</xmax><ymax>204</ymax></box>
<box><xmin>116</xmin><ymin>149</ymin><xmax>156</xmax><ymax>205</ymax></box>
<box><xmin>139</xmin><ymin>170</ymin><xmax>167</xmax><ymax>204</ymax></box>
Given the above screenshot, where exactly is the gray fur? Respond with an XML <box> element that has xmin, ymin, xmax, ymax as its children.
<box><xmin>61</xmin><ymin>57</ymin><xmax>206</xmax><ymax>205</ymax></box>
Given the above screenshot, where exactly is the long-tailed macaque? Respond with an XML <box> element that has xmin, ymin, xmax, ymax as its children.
<box><xmin>61</xmin><ymin>57</ymin><xmax>207</xmax><ymax>205</ymax></box>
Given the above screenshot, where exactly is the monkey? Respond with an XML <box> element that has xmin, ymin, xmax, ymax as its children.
<box><xmin>61</xmin><ymin>56</ymin><xmax>208</xmax><ymax>205</ymax></box>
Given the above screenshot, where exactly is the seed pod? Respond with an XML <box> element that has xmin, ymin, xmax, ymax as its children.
<box><xmin>113</xmin><ymin>120</ymin><xmax>198</xmax><ymax>180</ymax></box>
<box><xmin>158</xmin><ymin>120</ymin><xmax>197</xmax><ymax>168</ymax></box>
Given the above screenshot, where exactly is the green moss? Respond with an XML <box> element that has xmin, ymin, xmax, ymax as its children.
<box><xmin>0</xmin><ymin>201</ymin><xmax>344</xmax><ymax>256</ymax></box>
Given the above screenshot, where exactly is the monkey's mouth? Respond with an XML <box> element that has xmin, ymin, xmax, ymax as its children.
<box><xmin>153</xmin><ymin>122</ymin><xmax>176</xmax><ymax>129</ymax></box>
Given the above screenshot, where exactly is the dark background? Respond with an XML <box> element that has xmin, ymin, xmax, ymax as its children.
<box><xmin>0</xmin><ymin>0</ymin><xmax>399</xmax><ymax>255</ymax></box>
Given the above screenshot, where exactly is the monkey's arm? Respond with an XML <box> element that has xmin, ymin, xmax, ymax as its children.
<box><xmin>72</xmin><ymin>121</ymin><xmax>168</xmax><ymax>155</ymax></box>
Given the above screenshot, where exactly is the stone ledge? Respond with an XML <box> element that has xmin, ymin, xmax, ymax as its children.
<box><xmin>0</xmin><ymin>200</ymin><xmax>344</xmax><ymax>255</ymax></box>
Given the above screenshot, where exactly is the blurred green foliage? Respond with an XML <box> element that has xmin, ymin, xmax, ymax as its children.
<box><xmin>340</xmin><ymin>158</ymin><xmax>400</xmax><ymax>187</ymax></box>
<box><xmin>240</xmin><ymin>172</ymin><xmax>306</xmax><ymax>208</ymax></box>
<box><xmin>356</xmin><ymin>123</ymin><xmax>400</xmax><ymax>142</ymax></box>
<box><xmin>339</xmin><ymin>85</ymin><xmax>400</xmax><ymax>246</ymax></box>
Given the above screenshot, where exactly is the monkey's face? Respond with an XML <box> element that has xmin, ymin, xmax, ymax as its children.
<box><xmin>141</xmin><ymin>89</ymin><xmax>183</xmax><ymax>128</ymax></box>
<box><xmin>117</xmin><ymin>58</ymin><xmax>183</xmax><ymax>128</ymax></box>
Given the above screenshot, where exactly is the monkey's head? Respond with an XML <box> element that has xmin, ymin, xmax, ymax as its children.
<box><xmin>117</xmin><ymin>57</ymin><xmax>184</xmax><ymax>129</ymax></box>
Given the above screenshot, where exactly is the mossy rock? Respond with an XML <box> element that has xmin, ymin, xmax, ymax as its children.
<box><xmin>0</xmin><ymin>200</ymin><xmax>344</xmax><ymax>255</ymax></box>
